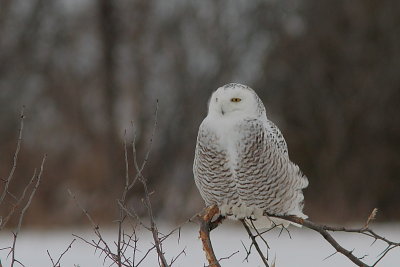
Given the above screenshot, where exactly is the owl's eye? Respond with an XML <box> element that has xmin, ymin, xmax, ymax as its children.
<box><xmin>231</xmin><ymin>98</ymin><xmax>242</xmax><ymax>102</ymax></box>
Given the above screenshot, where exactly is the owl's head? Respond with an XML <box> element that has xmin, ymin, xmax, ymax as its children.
<box><xmin>208</xmin><ymin>83</ymin><xmax>266</xmax><ymax>118</ymax></box>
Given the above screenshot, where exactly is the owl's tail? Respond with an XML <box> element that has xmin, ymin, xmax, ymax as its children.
<box><xmin>247</xmin><ymin>212</ymin><xmax>307</xmax><ymax>229</ymax></box>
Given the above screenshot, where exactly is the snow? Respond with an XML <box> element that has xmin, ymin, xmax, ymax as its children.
<box><xmin>1</xmin><ymin>222</ymin><xmax>399</xmax><ymax>267</ymax></box>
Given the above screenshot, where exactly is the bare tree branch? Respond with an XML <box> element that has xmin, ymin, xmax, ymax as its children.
<box><xmin>68</xmin><ymin>188</ymin><xmax>125</xmax><ymax>266</ymax></box>
<box><xmin>133</xmin><ymin>101</ymin><xmax>169</xmax><ymax>267</ymax></box>
<box><xmin>129</xmin><ymin>100</ymin><xmax>158</xmax><ymax>191</ymax></box>
<box><xmin>10</xmin><ymin>154</ymin><xmax>46</xmax><ymax>267</ymax></box>
<box><xmin>69</xmin><ymin>101</ymin><xmax>183</xmax><ymax>267</ymax></box>
<box><xmin>0</xmin><ymin>107</ymin><xmax>25</xmax><ymax>206</ymax></box>
<box><xmin>191</xmin><ymin>205</ymin><xmax>399</xmax><ymax>267</ymax></box>
<box><xmin>192</xmin><ymin>205</ymin><xmax>223</xmax><ymax>267</ymax></box>
<box><xmin>216</xmin><ymin>250</ymin><xmax>239</xmax><ymax>265</ymax></box>
<box><xmin>169</xmin><ymin>247</ymin><xmax>186</xmax><ymax>266</ymax></box>
<box><xmin>240</xmin><ymin>219</ymin><xmax>269</xmax><ymax>267</ymax></box>
<box><xmin>1</xmin><ymin>169</ymin><xmax>36</xmax><ymax>231</ymax></box>
<box><xmin>47</xmin><ymin>238</ymin><xmax>76</xmax><ymax>267</ymax></box>
<box><xmin>268</xmin><ymin>210</ymin><xmax>400</xmax><ymax>267</ymax></box>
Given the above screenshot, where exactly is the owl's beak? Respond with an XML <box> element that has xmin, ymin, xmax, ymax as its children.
<box><xmin>221</xmin><ymin>107</ymin><xmax>225</xmax><ymax>115</ymax></box>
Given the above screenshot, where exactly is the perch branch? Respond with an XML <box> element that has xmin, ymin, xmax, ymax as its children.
<box><xmin>193</xmin><ymin>205</ymin><xmax>223</xmax><ymax>267</ymax></box>
<box><xmin>193</xmin><ymin>206</ymin><xmax>399</xmax><ymax>267</ymax></box>
<box><xmin>268</xmin><ymin>208</ymin><xmax>400</xmax><ymax>267</ymax></box>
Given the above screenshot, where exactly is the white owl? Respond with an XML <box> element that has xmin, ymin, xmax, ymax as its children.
<box><xmin>193</xmin><ymin>83</ymin><xmax>308</xmax><ymax>228</ymax></box>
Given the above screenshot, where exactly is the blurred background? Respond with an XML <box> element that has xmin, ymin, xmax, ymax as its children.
<box><xmin>1</xmin><ymin>0</ymin><xmax>399</xmax><ymax>227</ymax></box>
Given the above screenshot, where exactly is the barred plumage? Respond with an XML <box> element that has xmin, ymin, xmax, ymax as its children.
<box><xmin>193</xmin><ymin>83</ymin><xmax>308</xmax><ymax>227</ymax></box>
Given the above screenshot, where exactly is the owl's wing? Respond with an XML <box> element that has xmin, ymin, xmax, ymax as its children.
<box><xmin>193</xmin><ymin>120</ymin><xmax>237</xmax><ymax>207</ymax></box>
<box><xmin>264</xmin><ymin>119</ymin><xmax>288</xmax><ymax>156</ymax></box>
<box><xmin>235</xmin><ymin>118</ymin><xmax>308</xmax><ymax>218</ymax></box>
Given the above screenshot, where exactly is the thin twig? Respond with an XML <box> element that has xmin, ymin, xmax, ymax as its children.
<box><xmin>129</xmin><ymin>101</ymin><xmax>158</xmax><ymax>191</ymax></box>
<box><xmin>217</xmin><ymin>250</ymin><xmax>239</xmax><ymax>263</ymax></box>
<box><xmin>67</xmin><ymin>190</ymin><xmax>97</xmax><ymax>228</ymax></box>
<box><xmin>11</xmin><ymin>154</ymin><xmax>46</xmax><ymax>267</ymax></box>
<box><xmin>0</xmin><ymin>107</ymin><xmax>25</xmax><ymax>207</ymax></box>
<box><xmin>248</xmin><ymin>218</ymin><xmax>271</xmax><ymax>249</ymax></box>
<box><xmin>0</xmin><ymin>169</ymin><xmax>37</xmax><ymax>231</ymax></box>
<box><xmin>72</xmin><ymin>234</ymin><xmax>124</xmax><ymax>266</ymax></box>
<box><xmin>115</xmin><ymin>133</ymin><xmax>131</xmax><ymax>266</ymax></box>
<box><xmin>241</xmin><ymin>220</ymin><xmax>269</xmax><ymax>267</ymax></box>
<box><xmin>70</xmin><ymin>101</ymin><xmax>177</xmax><ymax>267</ymax></box>
<box><xmin>240</xmin><ymin>240</ymin><xmax>251</xmax><ymax>263</ymax></box>
<box><xmin>131</xmin><ymin>101</ymin><xmax>168</xmax><ymax>267</ymax></box>
<box><xmin>53</xmin><ymin>239</ymin><xmax>76</xmax><ymax>267</ymax></box>
<box><xmin>68</xmin><ymin>190</ymin><xmax>119</xmax><ymax>266</ymax></box>
<box><xmin>169</xmin><ymin>247</ymin><xmax>186</xmax><ymax>266</ymax></box>
<box><xmin>47</xmin><ymin>249</ymin><xmax>56</xmax><ymax>266</ymax></box>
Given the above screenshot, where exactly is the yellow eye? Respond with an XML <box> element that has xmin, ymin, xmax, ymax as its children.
<box><xmin>231</xmin><ymin>98</ymin><xmax>241</xmax><ymax>102</ymax></box>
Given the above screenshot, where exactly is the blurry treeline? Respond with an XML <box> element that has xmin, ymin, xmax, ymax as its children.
<box><xmin>0</xmin><ymin>0</ymin><xmax>399</xmax><ymax>226</ymax></box>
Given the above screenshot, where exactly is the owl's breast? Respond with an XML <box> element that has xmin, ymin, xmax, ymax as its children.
<box><xmin>193</xmin><ymin>118</ymin><xmax>239</xmax><ymax>206</ymax></box>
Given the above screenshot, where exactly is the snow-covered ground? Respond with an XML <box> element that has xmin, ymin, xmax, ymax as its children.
<box><xmin>1</xmin><ymin>222</ymin><xmax>399</xmax><ymax>266</ymax></box>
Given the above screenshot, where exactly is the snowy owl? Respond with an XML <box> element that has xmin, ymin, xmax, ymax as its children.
<box><xmin>193</xmin><ymin>83</ymin><xmax>308</xmax><ymax>228</ymax></box>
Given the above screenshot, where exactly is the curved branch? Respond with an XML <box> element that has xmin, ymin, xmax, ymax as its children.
<box><xmin>268</xmin><ymin>211</ymin><xmax>399</xmax><ymax>267</ymax></box>
<box><xmin>193</xmin><ymin>206</ymin><xmax>399</xmax><ymax>267</ymax></box>
<box><xmin>276</xmin><ymin>215</ymin><xmax>368</xmax><ymax>266</ymax></box>
<box><xmin>193</xmin><ymin>205</ymin><xmax>223</xmax><ymax>267</ymax></box>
